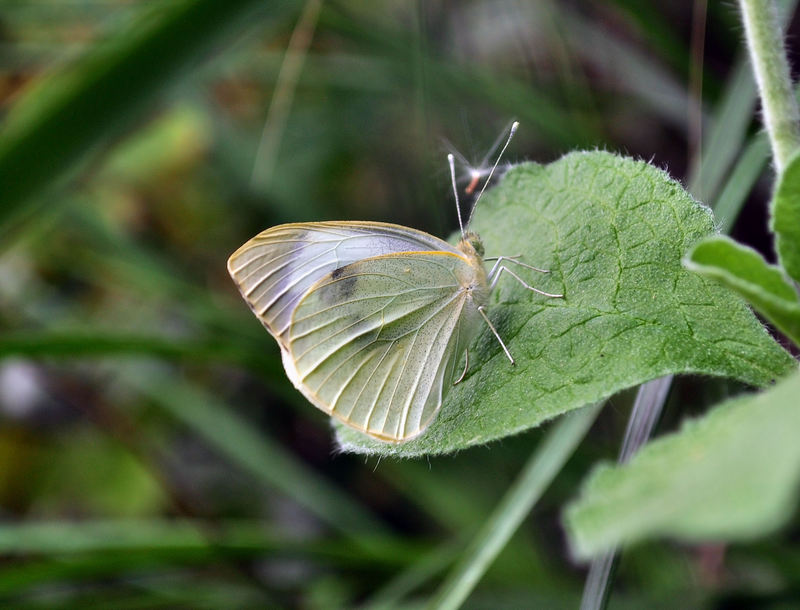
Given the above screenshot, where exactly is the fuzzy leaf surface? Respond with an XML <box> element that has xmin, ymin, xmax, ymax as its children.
<box><xmin>336</xmin><ymin>152</ymin><xmax>794</xmax><ymax>456</ymax></box>
<box><xmin>564</xmin><ymin>369</ymin><xmax>800</xmax><ymax>559</ymax></box>
<box><xmin>685</xmin><ymin>235</ymin><xmax>800</xmax><ymax>346</ymax></box>
<box><xmin>772</xmin><ymin>150</ymin><xmax>800</xmax><ymax>283</ymax></box>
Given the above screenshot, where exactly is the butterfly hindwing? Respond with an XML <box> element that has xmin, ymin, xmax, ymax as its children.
<box><xmin>227</xmin><ymin>222</ymin><xmax>461</xmax><ymax>346</ymax></box>
<box><xmin>285</xmin><ymin>251</ymin><xmax>482</xmax><ymax>442</ymax></box>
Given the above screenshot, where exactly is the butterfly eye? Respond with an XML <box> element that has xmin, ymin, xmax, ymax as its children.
<box><xmin>463</xmin><ymin>232</ymin><xmax>485</xmax><ymax>258</ymax></box>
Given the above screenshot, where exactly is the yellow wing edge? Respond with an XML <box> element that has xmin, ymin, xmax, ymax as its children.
<box><xmin>226</xmin><ymin>221</ymin><xmax>463</xmax><ymax>347</ymax></box>
<box><xmin>226</xmin><ymin>220</ymin><xmax>459</xmax><ymax>273</ymax></box>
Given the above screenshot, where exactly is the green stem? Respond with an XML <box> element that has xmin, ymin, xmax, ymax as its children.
<box><xmin>426</xmin><ymin>403</ymin><xmax>602</xmax><ymax>610</ymax></box>
<box><xmin>738</xmin><ymin>0</ymin><xmax>800</xmax><ymax>170</ymax></box>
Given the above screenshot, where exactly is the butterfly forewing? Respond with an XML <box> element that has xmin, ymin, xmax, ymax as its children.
<box><xmin>286</xmin><ymin>252</ymin><xmax>482</xmax><ymax>442</ymax></box>
<box><xmin>227</xmin><ymin>222</ymin><xmax>461</xmax><ymax>345</ymax></box>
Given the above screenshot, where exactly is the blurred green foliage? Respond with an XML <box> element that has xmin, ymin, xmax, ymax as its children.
<box><xmin>0</xmin><ymin>1</ymin><xmax>798</xmax><ymax>608</ymax></box>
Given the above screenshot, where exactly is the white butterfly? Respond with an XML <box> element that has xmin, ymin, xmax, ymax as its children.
<box><xmin>227</xmin><ymin>122</ymin><xmax>561</xmax><ymax>443</ymax></box>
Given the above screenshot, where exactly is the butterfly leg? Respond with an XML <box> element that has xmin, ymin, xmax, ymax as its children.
<box><xmin>454</xmin><ymin>348</ymin><xmax>470</xmax><ymax>385</ymax></box>
<box><xmin>486</xmin><ymin>255</ymin><xmax>550</xmax><ymax>275</ymax></box>
<box><xmin>477</xmin><ymin>306</ymin><xmax>515</xmax><ymax>365</ymax></box>
<box><xmin>505</xmin><ymin>256</ymin><xmax>550</xmax><ymax>274</ymax></box>
<box><xmin>489</xmin><ymin>265</ymin><xmax>563</xmax><ymax>297</ymax></box>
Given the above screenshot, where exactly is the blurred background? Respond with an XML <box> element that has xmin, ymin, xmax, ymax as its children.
<box><xmin>0</xmin><ymin>0</ymin><xmax>797</xmax><ymax>608</ymax></box>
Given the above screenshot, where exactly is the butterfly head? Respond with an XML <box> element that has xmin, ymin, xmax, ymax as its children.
<box><xmin>458</xmin><ymin>231</ymin><xmax>485</xmax><ymax>259</ymax></box>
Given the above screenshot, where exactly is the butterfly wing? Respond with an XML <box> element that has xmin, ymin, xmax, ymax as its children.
<box><xmin>283</xmin><ymin>251</ymin><xmax>483</xmax><ymax>442</ymax></box>
<box><xmin>227</xmin><ymin>222</ymin><xmax>460</xmax><ymax>346</ymax></box>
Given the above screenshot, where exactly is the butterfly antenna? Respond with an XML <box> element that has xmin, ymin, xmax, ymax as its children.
<box><xmin>466</xmin><ymin>121</ymin><xmax>518</xmax><ymax>228</ymax></box>
<box><xmin>478</xmin><ymin>119</ymin><xmax>515</xmax><ymax>168</ymax></box>
<box><xmin>448</xmin><ymin>153</ymin><xmax>466</xmax><ymax>239</ymax></box>
<box><xmin>441</xmin><ymin>136</ymin><xmax>471</xmax><ymax>167</ymax></box>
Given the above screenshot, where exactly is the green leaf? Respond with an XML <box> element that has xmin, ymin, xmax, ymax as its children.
<box><xmin>771</xmin><ymin>149</ymin><xmax>800</xmax><ymax>282</ymax></box>
<box><xmin>684</xmin><ymin>234</ymin><xmax>800</xmax><ymax>346</ymax></box>
<box><xmin>564</xmin><ymin>369</ymin><xmax>800</xmax><ymax>560</ymax></box>
<box><xmin>336</xmin><ymin>152</ymin><xmax>794</xmax><ymax>457</ymax></box>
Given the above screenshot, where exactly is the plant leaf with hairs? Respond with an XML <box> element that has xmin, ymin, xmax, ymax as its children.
<box><xmin>335</xmin><ymin>152</ymin><xmax>794</xmax><ymax>457</ymax></box>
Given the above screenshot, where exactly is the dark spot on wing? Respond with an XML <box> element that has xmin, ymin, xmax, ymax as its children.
<box><xmin>322</xmin><ymin>264</ymin><xmax>358</xmax><ymax>304</ymax></box>
<box><xmin>334</xmin><ymin>274</ymin><xmax>358</xmax><ymax>301</ymax></box>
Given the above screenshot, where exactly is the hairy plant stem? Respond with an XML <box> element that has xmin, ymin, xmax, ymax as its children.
<box><xmin>739</xmin><ymin>0</ymin><xmax>800</xmax><ymax>170</ymax></box>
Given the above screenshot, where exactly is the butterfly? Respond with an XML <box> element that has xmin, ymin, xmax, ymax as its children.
<box><xmin>227</xmin><ymin>122</ymin><xmax>561</xmax><ymax>443</ymax></box>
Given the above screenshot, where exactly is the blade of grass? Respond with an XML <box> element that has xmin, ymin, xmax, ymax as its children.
<box><xmin>688</xmin><ymin>58</ymin><xmax>758</xmax><ymax>202</ymax></box>
<box><xmin>320</xmin><ymin>7</ymin><xmax>600</xmax><ymax>148</ymax></box>
<box><xmin>374</xmin><ymin>457</ymin><xmax>553</xmax><ymax>589</ymax></box>
<box><xmin>0</xmin><ymin>520</ymin><xmax>431</xmax><ymax>603</ymax></box>
<box><xmin>378</xmin><ymin>462</ymin><xmax>494</xmax><ymax>533</ymax></box>
<box><xmin>65</xmin><ymin>203</ymin><xmax>269</xmax><ymax>349</ymax></box>
<box><xmin>125</xmin><ymin>575</ymin><xmax>273</xmax><ymax>609</ymax></box>
<box><xmin>697</xmin><ymin>85</ymin><xmax>800</xmax><ymax>233</ymax></box>
<box><xmin>361</xmin><ymin>541</ymin><xmax>461</xmax><ymax>610</ymax></box>
<box><xmin>688</xmin><ymin>0</ymin><xmax>797</xmax><ymax>202</ymax></box>
<box><xmin>687</xmin><ymin>0</ymin><xmax>708</xmax><ymax>174</ymax></box>
<box><xmin>124</xmin><ymin>370</ymin><xmax>390</xmax><ymax>542</ymax></box>
<box><xmin>0</xmin><ymin>520</ymin><xmax>421</xmax><ymax>568</ymax></box>
<box><xmin>556</xmin><ymin>6</ymin><xmax>691</xmax><ymax>131</ymax></box>
<box><xmin>618</xmin><ymin>376</ymin><xmax>674</xmax><ymax>464</ymax></box>
<box><xmin>610</xmin><ymin>0</ymin><xmax>694</xmax><ymax>79</ymax></box>
<box><xmin>426</xmin><ymin>403</ymin><xmax>602</xmax><ymax>610</ymax></box>
<box><xmin>0</xmin><ymin>331</ymin><xmax>278</xmax><ymax>376</ymax></box>
<box><xmin>0</xmin><ymin>0</ymin><xmax>274</xmax><ymax>240</ymax></box>
<box><xmin>251</xmin><ymin>0</ymin><xmax>324</xmax><ymax>191</ymax></box>
<box><xmin>0</xmin><ymin>519</ymin><xmax>263</xmax><ymax>555</ymax></box>
<box><xmin>713</xmin><ymin>134</ymin><xmax>771</xmax><ymax>233</ymax></box>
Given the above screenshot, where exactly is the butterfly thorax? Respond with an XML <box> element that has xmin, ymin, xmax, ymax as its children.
<box><xmin>457</xmin><ymin>232</ymin><xmax>489</xmax><ymax>307</ymax></box>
